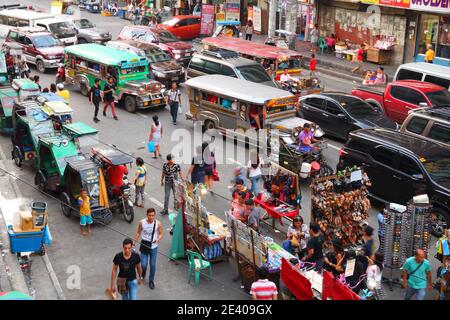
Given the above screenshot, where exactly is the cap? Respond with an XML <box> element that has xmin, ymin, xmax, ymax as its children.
<box><xmin>57</xmin><ymin>83</ymin><xmax>64</xmax><ymax>89</ymax></box>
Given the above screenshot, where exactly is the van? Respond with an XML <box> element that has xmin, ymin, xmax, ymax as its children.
<box><xmin>0</xmin><ymin>9</ymin><xmax>53</xmax><ymax>40</ymax></box>
<box><xmin>34</xmin><ymin>17</ymin><xmax>78</xmax><ymax>46</ymax></box>
<box><xmin>394</xmin><ymin>62</ymin><xmax>450</xmax><ymax>92</ymax></box>
<box><xmin>186</xmin><ymin>49</ymin><xmax>277</xmax><ymax>88</ymax></box>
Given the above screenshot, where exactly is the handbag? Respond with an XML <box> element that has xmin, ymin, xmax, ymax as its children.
<box><xmin>212</xmin><ymin>169</ymin><xmax>220</xmax><ymax>182</ymax></box>
<box><xmin>291</xmin><ymin>235</ymin><xmax>300</xmax><ymax>247</ymax></box>
<box><xmin>117</xmin><ymin>277</ymin><xmax>128</xmax><ymax>294</ymax></box>
<box><xmin>147</xmin><ymin>140</ymin><xmax>155</xmax><ymax>153</ymax></box>
<box><xmin>178</xmin><ymin>104</ymin><xmax>183</xmax><ymax>114</ymax></box>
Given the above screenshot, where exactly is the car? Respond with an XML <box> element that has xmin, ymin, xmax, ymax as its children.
<box><xmin>186</xmin><ymin>49</ymin><xmax>277</xmax><ymax>87</ymax></box>
<box><xmin>339</xmin><ymin>128</ymin><xmax>450</xmax><ymax>237</ymax></box>
<box><xmin>352</xmin><ymin>80</ymin><xmax>450</xmax><ymax>123</ymax></box>
<box><xmin>400</xmin><ymin>106</ymin><xmax>450</xmax><ymax>147</ymax></box>
<box><xmin>159</xmin><ymin>15</ymin><xmax>201</xmax><ymax>40</ymax></box>
<box><xmin>297</xmin><ymin>93</ymin><xmax>397</xmax><ymax>140</ymax></box>
<box><xmin>34</xmin><ymin>17</ymin><xmax>78</xmax><ymax>46</ymax></box>
<box><xmin>118</xmin><ymin>25</ymin><xmax>195</xmax><ymax>66</ymax></box>
<box><xmin>5</xmin><ymin>26</ymin><xmax>64</xmax><ymax>73</ymax></box>
<box><xmin>394</xmin><ymin>62</ymin><xmax>450</xmax><ymax>92</ymax></box>
<box><xmin>72</xmin><ymin>18</ymin><xmax>112</xmax><ymax>44</ymax></box>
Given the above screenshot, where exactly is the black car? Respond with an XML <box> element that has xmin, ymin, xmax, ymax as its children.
<box><xmin>298</xmin><ymin>93</ymin><xmax>397</xmax><ymax>140</ymax></box>
<box><xmin>339</xmin><ymin>128</ymin><xmax>450</xmax><ymax>236</ymax></box>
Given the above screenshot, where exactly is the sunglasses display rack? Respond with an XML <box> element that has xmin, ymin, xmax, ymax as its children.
<box><xmin>407</xmin><ymin>203</ymin><xmax>432</xmax><ymax>258</ymax></box>
<box><xmin>382</xmin><ymin>206</ymin><xmax>411</xmax><ymax>269</ymax></box>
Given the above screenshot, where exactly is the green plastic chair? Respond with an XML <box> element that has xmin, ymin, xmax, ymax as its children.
<box><xmin>187</xmin><ymin>250</ymin><xmax>212</xmax><ymax>287</ymax></box>
<box><xmin>318</xmin><ymin>37</ymin><xmax>328</xmax><ymax>55</ymax></box>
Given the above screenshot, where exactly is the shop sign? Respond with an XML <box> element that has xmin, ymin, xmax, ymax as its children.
<box><xmin>248</xmin><ymin>6</ymin><xmax>253</xmax><ymax>23</ymax></box>
<box><xmin>411</xmin><ymin>0</ymin><xmax>450</xmax><ymax>13</ymax></box>
<box><xmin>253</xmin><ymin>6</ymin><xmax>262</xmax><ymax>33</ymax></box>
<box><xmin>361</xmin><ymin>0</ymin><xmax>380</xmax><ymax>4</ymax></box>
<box><xmin>225</xmin><ymin>0</ymin><xmax>240</xmax><ymax>21</ymax></box>
<box><xmin>216</xmin><ymin>12</ymin><xmax>225</xmax><ymax>21</ymax></box>
<box><xmin>379</xmin><ymin>0</ymin><xmax>410</xmax><ymax>8</ymax></box>
<box><xmin>200</xmin><ymin>4</ymin><xmax>215</xmax><ymax>35</ymax></box>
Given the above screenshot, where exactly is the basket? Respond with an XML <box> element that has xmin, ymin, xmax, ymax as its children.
<box><xmin>31</xmin><ymin>201</ymin><xmax>47</xmax><ymax>213</ymax></box>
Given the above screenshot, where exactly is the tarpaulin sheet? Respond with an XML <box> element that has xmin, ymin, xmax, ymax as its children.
<box><xmin>322</xmin><ymin>271</ymin><xmax>361</xmax><ymax>300</ymax></box>
<box><xmin>280</xmin><ymin>258</ymin><xmax>314</xmax><ymax>300</ymax></box>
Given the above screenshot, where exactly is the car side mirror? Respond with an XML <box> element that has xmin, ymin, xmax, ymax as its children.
<box><xmin>412</xmin><ymin>173</ymin><xmax>425</xmax><ymax>180</ymax></box>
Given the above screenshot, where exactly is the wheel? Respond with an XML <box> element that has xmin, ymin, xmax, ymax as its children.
<box><xmin>36</xmin><ymin>60</ymin><xmax>46</xmax><ymax>73</ymax></box>
<box><xmin>61</xmin><ymin>192</ymin><xmax>72</xmax><ymax>218</ymax></box>
<box><xmin>12</xmin><ymin>147</ymin><xmax>22</xmax><ymax>167</ymax></box>
<box><xmin>124</xmin><ymin>95</ymin><xmax>137</xmax><ymax>113</ymax></box>
<box><xmin>77</xmin><ymin>38</ymin><xmax>88</xmax><ymax>44</ymax></box>
<box><xmin>431</xmin><ymin>207</ymin><xmax>449</xmax><ymax>237</ymax></box>
<box><xmin>79</xmin><ymin>82</ymin><xmax>89</xmax><ymax>96</ymax></box>
<box><xmin>123</xmin><ymin>202</ymin><xmax>134</xmax><ymax>223</ymax></box>
<box><xmin>34</xmin><ymin>171</ymin><xmax>46</xmax><ymax>192</ymax></box>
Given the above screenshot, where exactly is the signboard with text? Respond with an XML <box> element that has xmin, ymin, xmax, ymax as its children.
<box><xmin>411</xmin><ymin>0</ymin><xmax>449</xmax><ymax>13</ymax></box>
<box><xmin>200</xmin><ymin>5</ymin><xmax>215</xmax><ymax>35</ymax></box>
<box><xmin>379</xmin><ymin>0</ymin><xmax>410</xmax><ymax>8</ymax></box>
<box><xmin>225</xmin><ymin>0</ymin><xmax>240</xmax><ymax>21</ymax></box>
<box><xmin>253</xmin><ymin>6</ymin><xmax>262</xmax><ymax>33</ymax></box>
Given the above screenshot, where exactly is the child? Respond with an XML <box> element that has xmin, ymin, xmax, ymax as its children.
<box><xmin>78</xmin><ymin>189</ymin><xmax>93</xmax><ymax>236</ymax></box>
<box><xmin>309</xmin><ymin>54</ymin><xmax>317</xmax><ymax>76</ymax></box>
<box><xmin>362</xmin><ymin>71</ymin><xmax>372</xmax><ymax>85</ymax></box>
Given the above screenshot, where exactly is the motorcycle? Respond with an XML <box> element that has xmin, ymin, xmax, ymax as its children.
<box><xmin>109</xmin><ymin>178</ymin><xmax>134</xmax><ymax>224</ymax></box>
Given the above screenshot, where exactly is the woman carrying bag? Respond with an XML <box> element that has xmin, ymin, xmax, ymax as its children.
<box><xmin>149</xmin><ymin>115</ymin><xmax>163</xmax><ymax>159</ymax></box>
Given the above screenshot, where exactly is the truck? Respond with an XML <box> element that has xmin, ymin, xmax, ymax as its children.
<box><xmin>351</xmin><ymin>80</ymin><xmax>450</xmax><ymax>123</ymax></box>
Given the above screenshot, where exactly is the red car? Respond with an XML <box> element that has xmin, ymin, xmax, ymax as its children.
<box><xmin>352</xmin><ymin>80</ymin><xmax>450</xmax><ymax>123</ymax></box>
<box><xmin>118</xmin><ymin>25</ymin><xmax>195</xmax><ymax>66</ymax></box>
<box><xmin>159</xmin><ymin>15</ymin><xmax>201</xmax><ymax>40</ymax></box>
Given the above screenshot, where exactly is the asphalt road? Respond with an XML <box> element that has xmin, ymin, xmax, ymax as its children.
<box><xmin>0</xmin><ymin>1</ymin><xmax>440</xmax><ymax>300</ymax></box>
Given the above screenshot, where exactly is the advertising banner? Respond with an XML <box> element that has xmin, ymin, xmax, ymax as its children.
<box><xmin>248</xmin><ymin>6</ymin><xmax>253</xmax><ymax>23</ymax></box>
<box><xmin>200</xmin><ymin>4</ymin><xmax>215</xmax><ymax>35</ymax></box>
<box><xmin>379</xmin><ymin>0</ymin><xmax>410</xmax><ymax>7</ymax></box>
<box><xmin>253</xmin><ymin>6</ymin><xmax>262</xmax><ymax>33</ymax></box>
<box><xmin>225</xmin><ymin>0</ymin><xmax>240</xmax><ymax>21</ymax></box>
<box><xmin>410</xmin><ymin>0</ymin><xmax>449</xmax><ymax>13</ymax></box>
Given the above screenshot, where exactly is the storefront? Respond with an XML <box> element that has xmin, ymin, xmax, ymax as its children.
<box><xmin>296</xmin><ymin>0</ymin><xmax>316</xmax><ymax>41</ymax></box>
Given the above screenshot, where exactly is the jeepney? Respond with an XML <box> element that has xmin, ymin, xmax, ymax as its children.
<box><xmin>184</xmin><ymin>75</ymin><xmax>324</xmax><ymax>143</ymax></box>
<box><xmin>64</xmin><ymin>43</ymin><xmax>166</xmax><ymax>113</ymax></box>
<box><xmin>0</xmin><ymin>52</ymin><xmax>8</xmax><ymax>85</ymax></box>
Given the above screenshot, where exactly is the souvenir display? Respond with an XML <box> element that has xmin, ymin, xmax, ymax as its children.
<box><xmin>310</xmin><ymin>167</ymin><xmax>371</xmax><ymax>247</ymax></box>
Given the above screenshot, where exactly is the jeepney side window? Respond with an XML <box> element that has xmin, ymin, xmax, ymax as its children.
<box><xmin>239</xmin><ymin>103</ymin><xmax>247</xmax><ymax>121</ymax></box>
<box><xmin>87</xmin><ymin>61</ymin><xmax>100</xmax><ymax>73</ymax></box>
<box><xmin>201</xmin><ymin>92</ymin><xmax>218</xmax><ymax>104</ymax></box>
<box><xmin>219</xmin><ymin>96</ymin><xmax>233</xmax><ymax>109</ymax></box>
<box><xmin>193</xmin><ymin>89</ymin><xmax>200</xmax><ymax>103</ymax></box>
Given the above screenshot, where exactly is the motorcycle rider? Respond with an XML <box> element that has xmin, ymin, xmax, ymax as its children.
<box><xmin>56</xmin><ymin>63</ymin><xmax>66</xmax><ymax>84</ymax></box>
<box><xmin>279</xmin><ymin>68</ymin><xmax>296</xmax><ymax>83</ymax></box>
<box><xmin>106</xmin><ymin>164</ymin><xmax>129</xmax><ymax>197</ymax></box>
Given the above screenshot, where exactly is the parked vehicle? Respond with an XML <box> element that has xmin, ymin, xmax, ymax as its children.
<box><xmin>106</xmin><ymin>40</ymin><xmax>183</xmax><ymax>86</ymax></box>
<box><xmin>118</xmin><ymin>25</ymin><xmax>195</xmax><ymax>66</ymax></box>
<box><xmin>0</xmin><ymin>52</ymin><xmax>7</xmax><ymax>84</ymax></box>
<box><xmin>72</xmin><ymin>18</ymin><xmax>112</xmax><ymax>44</ymax></box>
<box><xmin>0</xmin><ymin>8</ymin><xmax>53</xmax><ymax>39</ymax></box>
<box><xmin>5</xmin><ymin>27</ymin><xmax>64</xmax><ymax>73</ymax></box>
<box><xmin>79</xmin><ymin>0</ymin><xmax>101</xmax><ymax>13</ymax></box>
<box><xmin>159</xmin><ymin>15</ymin><xmax>201</xmax><ymax>40</ymax></box>
<box><xmin>91</xmin><ymin>147</ymin><xmax>135</xmax><ymax>223</ymax></box>
<box><xmin>352</xmin><ymin>80</ymin><xmax>450</xmax><ymax>123</ymax></box>
<box><xmin>34</xmin><ymin>17</ymin><xmax>78</xmax><ymax>46</ymax></box>
<box><xmin>298</xmin><ymin>93</ymin><xmax>397</xmax><ymax>140</ymax></box>
<box><xmin>394</xmin><ymin>62</ymin><xmax>450</xmax><ymax>92</ymax></box>
<box><xmin>339</xmin><ymin>128</ymin><xmax>450</xmax><ymax>237</ymax></box>
<box><xmin>64</xmin><ymin>43</ymin><xmax>166</xmax><ymax>113</ymax></box>
<box><xmin>187</xmin><ymin>49</ymin><xmax>277</xmax><ymax>87</ymax></box>
<box><xmin>184</xmin><ymin>75</ymin><xmax>324</xmax><ymax>143</ymax></box>
<box><xmin>400</xmin><ymin>106</ymin><xmax>450</xmax><ymax>147</ymax></box>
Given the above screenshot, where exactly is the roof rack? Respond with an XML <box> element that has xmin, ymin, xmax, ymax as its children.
<box><xmin>201</xmin><ymin>48</ymin><xmax>239</xmax><ymax>60</ymax></box>
<box><xmin>13</xmin><ymin>26</ymin><xmax>47</xmax><ymax>33</ymax></box>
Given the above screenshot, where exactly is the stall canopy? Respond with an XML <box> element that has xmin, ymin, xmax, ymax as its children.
<box><xmin>322</xmin><ymin>271</ymin><xmax>361</xmax><ymax>301</ymax></box>
<box><xmin>280</xmin><ymin>258</ymin><xmax>314</xmax><ymax>300</ymax></box>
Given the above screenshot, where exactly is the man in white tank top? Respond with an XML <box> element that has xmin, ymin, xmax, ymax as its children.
<box><xmin>134</xmin><ymin>208</ymin><xmax>163</xmax><ymax>289</ymax></box>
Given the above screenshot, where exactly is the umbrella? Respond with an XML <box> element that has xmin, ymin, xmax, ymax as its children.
<box><xmin>0</xmin><ymin>291</ymin><xmax>33</xmax><ymax>300</ymax></box>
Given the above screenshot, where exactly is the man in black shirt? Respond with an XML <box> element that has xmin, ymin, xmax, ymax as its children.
<box><xmin>89</xmin><ymin>78</ymin><xmax>102</xmax><ymax>123</ymax></box>
<box><xmin>302</xmin><ymin>222</ymin><xmax>324</xmax><ymax>273</ymax></box>
<box><xmin>110</xmin><ymin>238</ymin><xmax>142</xmax><ymax>300</ymax></box>
<box><xmin>103</xmin><ymin>76</ymin><xmax>118</xmax><ymax>120</ymax></box>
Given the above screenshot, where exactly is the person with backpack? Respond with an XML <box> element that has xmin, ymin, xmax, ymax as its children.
<box><xmin>89</xmin><ymin>78</ymin><xmax>102</xmax><ymax>123</ymax></box>
<box><xmin>402</xmin><ymin>249</ymin><xmax>433</xmax><ymax>300</ymax></box>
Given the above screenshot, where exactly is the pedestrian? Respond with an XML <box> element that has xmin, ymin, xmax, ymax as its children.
<box><xmin>402</xmin><ymin>249</ymin><xmax>433</xmax><ymax>300</ymax></box>
<box><xmin>18</xmin><ymin>54</ymin><xmax>29</xmax><ymax>78</ymax></box>
<box><xmin>187</xmin><ymin>145</ymin><xmax>206</xmax><ymax>186</ymax></box>
<box><xmin>89</xmin><ymin>78</ymin><xmax>102</xmax><ymax>123</ymax></box>
<box><xmin>377</xmin><ymin>208</ymin><xmax>384</xmax><ymax>253</ymax></box>
<box><xmin>33</xmin><ymin>75</ymin><xmax>41</xmax><ymax>92</ymax></box>
<box><xmin>110</xmin><ymin>238</ymin><xmax>142</xmax><ymax>300</ymax></box>
<box><xmin>245</xmin><ymin>19</ymin><xmax>253</xmax><ymax>41</ymax></box>
<box><xmin>302</xmin><ymin>222</ymin><xmax>324</xmax><ymax>273</ymax></box>
<box><xmin>326</xmin><ymin>33</ymin><xmax>336</xmax><ymax>53</ymax></box>
<box><xmin>309</xmin><ymin>24</ymin><xmax>319</xmax><ymax>53</ymax></box>
<box><xmin>78</xmin><ymin>189</ymin><xmax>93</xmax><ymax>236</ymax></box>
<box><xmin>247</xmin><ymin>149</ymin><xmax>262</xmax><ymax>196</ymax></box>
<box><xmin>132</xmin><ymin>157</ymin><xmax>147</xmax><ymax>208</ymax></box>
<box><xmin>56</xmin><ymin>83</ymin><xmax>70</xmax><ymax>103</ymax></box>
<box><xmin>165</xmin><ymin>82</ymin><xmax>181</xmax><ymax>125</ymax></box>
<box><xmin>362</xmin><ymin>225</ymin><xmax>376</xmax><ymax>259</ymax></box>
<box><xmin>42</xmin><ymin>87</ymin><xmax>49</xmax><ymax>93</ymax></box>
<box><xmin>149</xmin><ymin>115</ymin><xmax>162</xmax><ymax>159</ymax></box>
<box><xmin>282</xmin><ymin>216</ymin><xmax>310</xmax><ymax>259</ymax></box>
<box><xmin>245</xmin><ymin>198</ymin><xmax>261</xmax><ymax>231</ymax></box>
<box><xmin>425</xmin><ymin>43</ymin><xmax>435</xmax><ymax>63</ymax></box>
<box><xmin>366</xmin><ymin>252</ymin><xmax>384</xmax><ymax>300</ymax></box>
<box><xmin>232</xmin><ymin>178</ymin><xmax>253</xmax><ymax>200</ymax></box>
<box><xmin>250</xmin><ymin>266</ymin><xmax>278</xmax><ymax>300</ymax></box>
<box><xmin>103</xmin><ymin>76</ymin><xmax>118</xmax><ymax>120</ymax></box>
<box><xmin>309</xmin><ymin>53</ymin><xmax>317</xmax><ymax>77</ymax></box>
<box><xmin>203</xmin><ymin>142</ymin><xmax>216</xmax><ymax>194</ymax></box>
<box><xmin>50</xmin><ymin>83</ymin><xmax>57</xmax><ymax>94</ymax></box>
<box><xmin>351</xmin><ymin>43</ymin><xmax>366</xmax><ymax>74</ymax></box>
<box><xmin>230</xmin><ymin>191</ymin><xmax>248</xmax><ymax>222</ymax></box>
<box><xmin>160</xmin><ymin>154</ymin><xmax>183</xmax><ymax>215</ymax></box>
<box><xmin>133</xmin><ymin>208</ymin><xmax>163</xmax><ymax>290</ymax></box>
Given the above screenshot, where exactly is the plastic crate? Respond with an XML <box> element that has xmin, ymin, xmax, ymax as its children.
<box><xmin>8</xmin><ymin>228</ymin><xmax>44</xmax><ymax>253</ymax></box>
<box><xmin>31</xmin><ymin>201</ymin><xmax>47</xmax><ymax>213</ymax></box>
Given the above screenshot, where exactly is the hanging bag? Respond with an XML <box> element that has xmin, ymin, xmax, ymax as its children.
<box><xmin>147</xmin><ymin>140</ymin><xmax>155</xmax><ymax>153</ymax></box>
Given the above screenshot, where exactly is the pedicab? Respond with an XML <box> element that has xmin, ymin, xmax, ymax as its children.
<box><xmin>60</xmin><ymin>156</ymin><xmax>113</xmax><ymax>225</ymax></box>
<box><xmin>91</xmin><ymin>146</ymin><xmax>135</xmax><ymax>223</ymax></box>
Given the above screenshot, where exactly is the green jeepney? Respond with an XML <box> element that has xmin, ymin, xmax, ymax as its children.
<box><xmin>65</xmin><ymin>43</ymin><xmax>166</xmax><ymax>113</ymax></box>
<box><xmin>0</xmin><ymin>52</ymin><xmax>7</xmax><ymax>85</ymax></box>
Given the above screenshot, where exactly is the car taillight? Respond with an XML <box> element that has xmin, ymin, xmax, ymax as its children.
<box><xmin>339</xmin><ymin>148</ymin><xmax>348</xmax><ymax>157</ymax></box>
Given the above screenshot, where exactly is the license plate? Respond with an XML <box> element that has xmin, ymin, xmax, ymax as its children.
<box><xmin>152</xmin><ymin>99</ymin><xmax>161</xmax><ymax>105</ymax></box>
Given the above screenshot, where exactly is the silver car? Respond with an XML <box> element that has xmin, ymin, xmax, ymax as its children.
<box><xmin>73</xmin><ymin>19</ymin><xmax>111</xmax><ymax>44</ymax></box>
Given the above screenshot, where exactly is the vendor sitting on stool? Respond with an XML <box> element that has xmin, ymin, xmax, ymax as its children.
<box><xmin>297</xmin><ymin>123</ymin><xmax>318</xmax><ymax>153</ymax></box>
<box><xmin>282</xmin><ymin>216</ymin><xmax>310</xmax><ymax>259</ymax></box>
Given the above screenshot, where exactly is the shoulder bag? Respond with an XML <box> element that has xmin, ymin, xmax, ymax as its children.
<box><xmin>407</xmin><ymin>261</ymin><xmax>424</xmax><ymax>280</ymax></box>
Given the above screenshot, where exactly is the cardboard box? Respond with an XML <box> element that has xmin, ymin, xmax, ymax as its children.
<box><xmin>20</xmin><ymin>211</ymin><xmax>33</xmax><ymax>231</ymax></box>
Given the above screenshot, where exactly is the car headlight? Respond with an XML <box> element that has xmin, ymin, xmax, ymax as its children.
<box><xmin>174</xmin><ymin>54</ymin><xmax>181</xmax><ymax>59</ymax></box>
<box><xmin>48</xmin><ymin>56</ymin><xmax>58</xmax><ymax>60</ymax></box>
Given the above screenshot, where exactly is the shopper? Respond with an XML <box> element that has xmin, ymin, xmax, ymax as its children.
<box><xmin>351</xmin><ymin>43</ymin><xmax>365</xmax><ymax>74</ymax></box>
<box><xmin>309</xmin><ymin>24</ymin><xmax>319</xmax><ymax>53</ymax></box>
<box><xmin>309</xmin><ymin>54</ymin><xmax>317</xmax><ymax>76</ymax></box>
<box><xmin>402</xmin><ymin>249</ymin><xmax>433</xmax><ymax>300</ymax></box>
<box><xmin>89</xmin><ymin>78</ymin><xmax>102</xmax><ymax>123</ymax></box>
<box><xmin>161</xmin><ymin>154</ymin><xmax>183</xmax><ymax>215</ymax></box>
<box><xmin>78</xmin><ymin>189</ymin><xmax>93</xmax><ymax>236</ymax></box>
<box><xmin>132</xmin><ymin>157</ymin><xmax>147</xmax><ymax>208</ymax></box>
<box><xmin>33</xmin><ymin>75</ymin><xmax>41</xmax><ymax>92</ymax></box>
<box><xmin>245</xmin><ymin>198</ymin><xmax>261</xmax><ymax>231</ymax></box>
<box><xmin>362</xmin><ymin>225</ymin><xmax>376</xmax><ymax>258</ymax></box>
<box><xmin>18</xmin><ymin>54</ymin><xmax>29</xmax><ymax>79</ymax></box>
<box><xmin>110</xmin><ymin>238</ymin><xmax>142</xmax><ymax>300</ymax></box>
<box><xmin>166</xmin><ymin>82</ymin><xmax>181</xmax><ymax>125</ymax></box>
<box><xmin>56</xmin><ymin>83</ymin><xmax>70</xmax><ymax>103</ymax></box>
<box><xmin>366</xmin><ymin>252</ymin><xmax>384</xmax><ymax>300</ymax></box>
<box><xmin>323</xmin><ymin>238</ymin><xmax>345</xmax><ymax>277</ymax></box>
<box><xmin>245</xmin><ymin>20</ymin><xmax>253</xmax><ymax>41</ymax></box>
<box><xmin>50</xmin><ymin>83</ymin><xmax>57</xmax><ymax>94</ymax></box>
<box><xmin>134</xmin><ymin>208</ymin><xmax>163</xmax><ymax>290</ymax></box>
<box><xmin>103</xmin><ymin>76</ymin><xmax>118</xmax><ymax>120</ymax></box>
<box><xmin>374</xmin><ymin>67</ymin><xmax>386</xmax><ymax>85</ymax></box>
<box><xmin>250</xmin><ymin>266</ymin><xmax>278</xmax><ymax>300</ymax></box>
<box><xmin>282</xmin><ymin>216</ymin><xmax>310</xmax><ymax>259</ymax></box>
<box><xmin>425</xmin><ymin>44</ymin><xmax>435</xmax><ymax>63</ymax></box>
<box><xmin>231</xmin><ymin>178</ymin><xmax>253</xmax><ymax>200</ymax></box>
<box><xmin>302</xmin><ymin>222</ymin><xmax>324</xmax><ymax>273</ymax></box>
<box><xmin>377</xmin><ymin>208</ymin><xmax>385</xmax><ymax>253</ymax></box>
<box><xmin>149</xmin><ymin>115</ymin><xmax>163</xmax><ymax>159</ymax></box>
<box><xmin>187</xmin><ymin>145</ymin><xmax>206</xmax><ymax>186</ymax></box>
<box><xmin>230</xmin><ymin>191</ymin><xmax>247</xmax><ymax>222</ymax></box>
<box><xmin>203</xmin><ymin>142</ymin><xmax>216</xmax><ymax>193</ymax></box>
<box><xmin>247</xmin><ymin>149</ymin><xmax>262</xmax><ymax>195</ymax></box>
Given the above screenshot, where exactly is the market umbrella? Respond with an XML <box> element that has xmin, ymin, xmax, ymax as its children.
<box><xmin>0</xmin><ymin>291</ymin><xmax>33</xmax><ymax>300</ymax></box>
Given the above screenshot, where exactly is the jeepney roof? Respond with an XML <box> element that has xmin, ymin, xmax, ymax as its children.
<box><xmin>62</xmin><ymin>122</ymin><xmax>98</xmax><ymax>137</ymax></box>
<box><xmin>202</xmin><ymin>37</ymin><xmax>302</xmax><ymax>60</ymax></box>
<box><xmin>0</xmin><ymin>88</ymin><xmax>18</xmax><ymax>118</ymax></box>
<box><xmin>66</xmin><ymin>157</ymin><xmax>99</xmax><ymax>172</ymax></box>
<box><xmin>39</xmin><ymin>134</ymin><xmax>80</xmax><ymax>175</ymax></box>
<box><xmin>35</xmin><ymin>92</ymin><xmax>66</xmax><ymax>103</ymax></box>
<box><xmin>92</xmin><ymin>146</ymin><xmax>134</xmax><ymax>165</ymax></box>
<box><xmin>41</xmin><ymin>101</ymin><xmax>73</xmax><ymax>116</ymax></box>
<box><xmin>0</xmin><ymin>9</ymin><xmax>54</xmax><ymax>20</ymax></box>
<box><xmin>109</xmin><ymin>39</ymin><xmax>161</xmax><ymax>52</ymax></box>
<box><xmin>64</xmin><ymin>43</ymin><xmax>145</xmax><ymax>66</ymax></box>
<box><xmin>185</xmin><ymin>75</ymin><xmax>294</xmax><ymax>104</ymax></box>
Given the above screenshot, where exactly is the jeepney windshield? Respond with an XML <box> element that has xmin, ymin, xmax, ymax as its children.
<box><xmin>33</xmin><ymin>35</ymin><xmax>60</xmax><ymax>48</ymax></box>
<box><xmin>236</xmin><ymin>65</ymin><xmax>272</xmax><ymax>83</ymax></box>
<box><xmin>158</xmin><ymin>31</ymin><xmax>178</xmax><ymax>43</ymax></box>
<box><xmin>277</xmin><ymin>58</ymin><xmax>301</xmax><ymax>70</ymax></box>
<box><xmin>74</xmin><ymin>19</ymin><xmax>95</xmax><ymax>29</ymax></box>
<box><xmin>119</xmin><ymin>66</ymin><xmax>146</xmax><ymax>75</ymax></box>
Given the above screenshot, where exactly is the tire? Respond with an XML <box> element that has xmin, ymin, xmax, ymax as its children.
<box><xmin>36</xmin><ymin>60</ymin><xmax>46</xmax><ymax>73</ymax></box>
<box><xmin>431</xmin><ymin>207</ymin><xmax>449</xmax><ymax>237</ymax></box>
<box><xmin>123</xmin><ymin>202</ymin><xmax>134</xmax><ymax>224</ymax></box>
<box><xmin>12</xmin><ymin>147</ymin><xmax>22</xmax><ymax>167</ymax></box>
<box><xmin>78</xmin><ymin>38</ymin><xmax>88</xmax><ymax>44</ymax></box>
<box><xmin>61</xmin><ymin>192</ymin><xmax>72</xmax><ymax>218</ymax></box>
<box><xmin>124</xmin><ymin>95</ymin><xmax>137</xmax><ymax>113</ymax></box>
<box><xmin>79</xmin><ymin>82</ymin><xmax>89</xmax><ymax>96</ymax></box>
<box><xmin>34</xmin><ymin>171</ymin><xmax>46</xmax><ymax>192</ymax></box>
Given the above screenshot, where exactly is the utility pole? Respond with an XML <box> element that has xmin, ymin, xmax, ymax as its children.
<box><xmin>268</xmin><ymin>0</ymin><xmax>277</xmax><ymax>38</ymax></box>
<box><xmin>284</xmin><ymin>0</ymin><xmax>298</xmax><ymax>34</ymax></box>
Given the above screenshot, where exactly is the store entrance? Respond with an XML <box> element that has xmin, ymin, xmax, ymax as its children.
<box><xmin>296</xmin><ymin>4</ymin><xmax>310</xmax><ymax>41</ymax></box>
